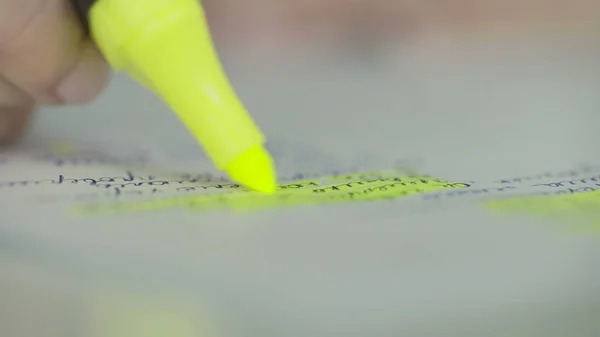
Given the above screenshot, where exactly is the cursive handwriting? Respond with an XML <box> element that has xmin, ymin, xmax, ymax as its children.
<box><xmin>496</xmin><ymin>166</ymin><xmax>600</xmax><ymax>184</ymax></box>
<box><xmin>532</xmin><ymin>175</ymin><xmax>600</xmax><ymax>188</ymax></box>
<box><xmin>76</xmin><ymin>175</ymin><xmax>465</xmax><ymax>215</ymax></box>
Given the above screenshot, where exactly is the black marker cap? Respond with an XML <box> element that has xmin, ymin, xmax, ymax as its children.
<box><xmin>70</xmin><ymin>0</ymin><xmax>96</xmax><ymax>33</ymax></box>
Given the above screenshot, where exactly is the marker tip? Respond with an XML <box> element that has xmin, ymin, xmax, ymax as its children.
<box><xmin>225</xmin><ymin>145</ymin><xmax>277</xmax><ymax>194</ymax></box>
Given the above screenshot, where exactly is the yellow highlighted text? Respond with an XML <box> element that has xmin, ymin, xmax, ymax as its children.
<box><xmin>76</xmin><ymin>169</ymin><xmax>466</xmax><ymax>215</ymax></box>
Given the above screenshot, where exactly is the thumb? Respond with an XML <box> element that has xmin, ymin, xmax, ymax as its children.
<box><xmin>0</xmin><ymin>0</ymin><xmax>110</xmax><ymax>105</ymax></box>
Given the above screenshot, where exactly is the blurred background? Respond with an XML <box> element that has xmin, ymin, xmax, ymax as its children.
<box><xmin>203</xmin><ymin>0</ymin><xmax>600</xmax><ymax>59</ymax></box>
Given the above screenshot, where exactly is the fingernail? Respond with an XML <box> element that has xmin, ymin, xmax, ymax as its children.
<box><xmin>54</xmin><ymin>45</ymin><xmax>110</xmax><ymax>104</ymax></box>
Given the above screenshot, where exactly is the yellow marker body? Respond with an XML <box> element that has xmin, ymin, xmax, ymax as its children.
<box><xmin>87</xmin><ymin>0</ymin><xmax>276</xmax><ymax>193</ymax></box>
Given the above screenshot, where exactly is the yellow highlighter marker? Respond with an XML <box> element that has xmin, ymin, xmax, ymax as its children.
<box><xmin>70</xmin><ymin>0</ymin><xmax>277</xmax><ymax>193</ymax></box>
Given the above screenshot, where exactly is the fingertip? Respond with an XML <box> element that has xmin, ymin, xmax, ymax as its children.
<box><xmin>53</xmin><ymin>41</ymin><xmax>111</xmax><ymax>105</ymax></box>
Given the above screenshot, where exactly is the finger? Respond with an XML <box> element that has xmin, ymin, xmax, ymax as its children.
<box><xmin>54</xmin><ymin>40</ymin><xmax>111</xmax><ymax>105</ymax></box>
<box><xmin>0</xmin><ymin>75</ymin><xmax>35</xmax><ymax>144</ymax></box>
<box><xmin>0</xmin><ymin>0</ymin><xmax>110</xmax><ymax>105</ymax></box>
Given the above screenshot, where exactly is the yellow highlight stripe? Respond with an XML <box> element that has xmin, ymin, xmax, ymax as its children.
<box><xmin>50</xmin><ymin>141</ymin><xmax>79</xmax><ymax>156</ymax></box>
<box><xmin>88</xmin><ymin>290</ymin><xmax>219</xmax><ymax>337</ymax></box>
<box><xmin>75</xmin><ymin>170</ymin><xmax>464</xmax><ymax>215</ymax></box>
<box><xmin>487</xmin><ymin>189</ymin><xmax>600</xmax><ymax>233</ymax></box>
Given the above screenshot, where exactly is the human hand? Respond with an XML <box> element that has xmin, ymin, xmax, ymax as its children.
<box><xmin>0</xmin><ymin>0</ymin><xmax>109</xmax><ymax>143</ymax></box>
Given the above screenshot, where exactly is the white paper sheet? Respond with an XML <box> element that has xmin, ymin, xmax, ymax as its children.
<box><xmin>2</xmin><ymin>36</ymin><xmax>600</xmax><ymax>336</ymax></box>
